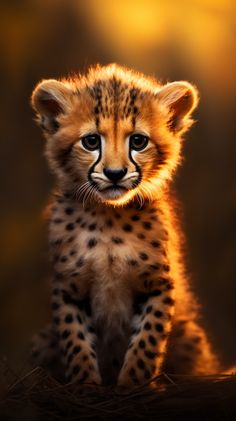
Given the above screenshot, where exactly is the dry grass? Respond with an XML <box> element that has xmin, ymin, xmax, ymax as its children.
<box><xmin>1</xmin><ymin>360</ymin><xmax>236</xmax><ymax>420</ymax></box>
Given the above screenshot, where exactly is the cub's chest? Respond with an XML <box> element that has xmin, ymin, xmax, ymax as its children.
<box><xmin>49</xmin><ymin>201</ymin><xmax>166</xmax><ymax>282</ymax></box>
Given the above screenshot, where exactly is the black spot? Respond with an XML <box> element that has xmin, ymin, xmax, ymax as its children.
<box><xmin>144</xmin><ymin>322</ymin><xmax>152</xmax><ymax>330</ymax></box>
<box><xmin>71</xmin><ymin>272</ymin><xmax>79</xmax><ymax>278</ymax></box>
<box><xmin>133</xmin><ymin>292</ymin><xmax>149</xmax><ymax>314</ymax></box>
<box><xmin>77</xmin><ymin>332</ymin><xmax>85</xmax><ymax>340</ymax></box>
<box><xmin>151</xmin><ymin>289</ymin><xmax>162</xmax><ymax>297</ymax></box>
<box><xmin>87</xmin><ymin>238</ymin><xmax>97</xmax><ymax>248</ymax></box>
<box><xmin>143</xmin><ymin>222</ymin><xmax>152</xmax><ymax>230</ymax></box>
<box><xmin>62</xmin><ymin>330</ymin><xmax>70</xmax><ymax>340</ymax></box>
<box><xmin>128</xmin><ymin>259</ymin><xmax>139</xmax><ymax>266</ymax></box>
<box><xmin>148</xmin><ymin>335</ymin><xmax>157</xmax><ymax>346</ymax></box>
<box><xmin>139</xmin><ymin>340</ymin><xmax>146</xmax><ymax>349</ymax></box>
<box><xmin>70</xmin><ymin>250</ymin><xmax>76</xmax><ymax>256</ymax></box>
<box><xmin>66</xmin><ymin>223</ymin><xmax>75</xmax><ymax>231</ymax></box>
<box><xmin>114</xmin><ymin>212</ymin><xmax>121</xmax><ymax>219</ymax></box>
<box><xmin>105</xmin><ymin>218</ymin><xmax>113</xmax><ymax>227</ymax></box>
<box><xmin>51</xmin><ymin>302</ymin><xmax>60</xmax><ymax>311</ymax></box>
<box><xmin>70</xmin><ymin>282</ymin><xmax>78</xmax><ymax>293</ymax></box>
<box><xmin>112</xmin><ymin>236</ymin><xmax>124</xmax><ymax>244</ymax></box>
<box><xmin>149</xmin><ymin>263</ymin><xmax>160</xmax><ymax>271</ymax></box>
<box><xmin>154</xmin><ymin>310</ymin><xmax>163</xmax><ymax>318</ymax></box>
<box><xmin>144</xmin><ymin>280</ymin><xmax>153</xmax><ymax>289</ymax></box>
<box><xmin>52</xmin><ymin>238</ymin><xmax>63</xmax><ymax>247</ymax></box>
<box><xmin>90</xmin><ymin>352</ymin><xmax>96</xmax><ymax>359</ymax></box>
<box><xmin>73</xmin><ymin>365</ymin><xmax>80</xmax><ymax>375</ymax></box>
<box><xmin>82</xmin><ymin>296</ymin><xmax>92</xmax><ymax>317</ymax></box>
<box><xmin>53</xmin><ymin>218</ymin><xmax>63</xmax><ymax>224</ymax></box>
<box><xmin>60</xmin><ymin>256</ymin><xmax>67</xmax><ymax>263</ymax></box>
<box><xmin>52</xmin><ymin>288</ymin><xmax>60</xmax><ymax>296</ymax></box>
<box><xmin>162</xmin><ymin>264</ymin><xmax>170</xmax><ymax>272</ymax></box>
<box><xmin>137</xmin><ymin>358</ymin><xmax>145</xmax><ymax>370</ymax></box>
<box><xmin>137</xmin><ymin>233</ymin><xmax>146</xmax><ymax>240</ymax></box>
<box><xmin>144</xmin><ymin>350</ymin><xmax>157</xmax><ymax>359</ymax></box>
<box><xmin>66</xmin><ymin>340</ymin><xmax>73</xmax><ymax>350</ymax></box>
<box><xmin>64</xmin><ymin>314</ymin><xmax>73</xmax><ymax>323</ymax></box>
<box><xmin>77</xmin><ymin>314</ymin><xmax>82</xmax><ymax>324</ymax></box>
<box><xmin>139</xmin><ymin>252</ymin><xmax>149</xmax><ymax>261</ymax></box>
<box><xmin>65</xmin><ymin>208</ymin><xmax>74</xmax><ymax>215</ymax></box>
<box><xmin>163</xmin><ymin>296</ymin><xmax>175</xmax><ymax>306</ymax></box>
<box><xmin>62</xmin><ymin>290</ymin><xmax>78</xmax><ymax>306</ymax></box>
<box><xmin>155</xmin><ymin>323</ymin><xmax>164</xmax><ymax>332</ymax></box>
<box><xmin>165</xmin><ymin>282</ymin><xmax>174</xmax><ymax>291</ymax></box>
<box><xmin>83</xmin><ymin>355</ymin><xmax>88</xmax><ymax>361</ymax></box>
<box><xmin>131</xmin><ymin>215</ymin><xmax>140</xmax><ymax>221</ymax></box>
<box><xmin>67</xmin><ymin>236</ymin><xmax>75</xmax><ymax>243</ymax></box>
<box><xmin>80</xmin><ymin>222</ymin><xmax>87</xmax><ymax>229</ymax></box>
<box><xmin>151</xmin><ymin>240</ymin><xmax>160</xmax><ymax>248</ymax></box>
<box><xmin>76</xmin><ymin>217</ymin><xmax>82</xmax><ymax>224</ymax></box>
<box><xmin>123</xmin><ymin>223</ymin><xmax>133</xmax><ymax>232</ymax></box>
<box><xmin>76</xmin><ymin>257</ymin><xmax>84</xmax><ymax>267</ymax></box>
<box><xmin>88</xmin><ymin>223</ymin><xmax>97</xmax><ymax>231</ymax></box>
<box><xmin>88</xmin><ymin>325</ymin><xmax>95</xmax><ymax>333</ymax></box>
<box><xmin>158</xmin><ymin>277</ymin><xmax>170</xmax><ymax>286</ymax></box>
<box><xmin>146</xmin><ymin>305</ymin><xmax>153</xmax><ymax>314</ymax></box>
<box><xmin>54</xmin><ymin>272</ymin><xmax>63</xmax><ymax>280</ymax></box>
<box><xmin>140</xmin><ymin>271</ymin><xmax>151</xmax><ymax>278</ymax></box>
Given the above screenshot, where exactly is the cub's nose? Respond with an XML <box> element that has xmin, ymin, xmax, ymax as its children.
<box><xmin>103</xmin><ymin>168</ymin><xmax>127</xmax><ymax>183</ymax></box>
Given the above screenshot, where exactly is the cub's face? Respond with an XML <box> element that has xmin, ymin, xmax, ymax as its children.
<box><xmin>31</xmin><ymin>65</ymin><xmax>198</xmax><ymax>206</ymax></box>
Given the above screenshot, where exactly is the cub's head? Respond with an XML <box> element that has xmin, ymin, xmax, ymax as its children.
<box><xmin>31</xmin><ymin>64</ymin><xmax>198</xmax><ymax>207</ymax></box>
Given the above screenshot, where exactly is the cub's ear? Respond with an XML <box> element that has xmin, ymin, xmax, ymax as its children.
<box><xmin>157</xmin><ymin>81</ymin><xmax>199</xmax><ymax>134</ymax></box>
<box><xmin>31</xmin><ymin>79</ymin><xmax>73</xmax><ymax>133</ymax></box>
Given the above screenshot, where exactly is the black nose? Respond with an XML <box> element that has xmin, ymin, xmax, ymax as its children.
<box><xmin>103</xmin><ymin>168</ymin><xmax>127</xmax><ymax>183</ymax></box>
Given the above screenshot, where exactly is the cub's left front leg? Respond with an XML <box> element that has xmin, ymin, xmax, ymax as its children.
<box><xmin>118</xmin><ymin>278</ymin><xmax>174</xmax><ymax>387</ymax></box>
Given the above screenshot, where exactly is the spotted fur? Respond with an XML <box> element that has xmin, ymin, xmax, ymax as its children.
<box><xmin>31</xmin><ymin>64</ymin><xmax>219</xmax><ymax>387</ymax></box>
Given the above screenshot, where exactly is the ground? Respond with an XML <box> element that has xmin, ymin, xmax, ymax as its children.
<box><xmin>1</xmin><ymin>360</ymin><xmax>236</xmax><ymax>420</ymax></box>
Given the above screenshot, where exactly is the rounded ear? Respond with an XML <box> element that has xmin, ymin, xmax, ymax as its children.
<box><xmin>31</xmin><ymin>79</ymin><xmax>73</xmax><ymax>133</ymax></box>
<box><xmin>157</xmin><ymin>81</ymin><xmax>199</xmax><ymax>133</ymax></box>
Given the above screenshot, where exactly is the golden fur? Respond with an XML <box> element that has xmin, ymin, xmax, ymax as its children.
<box><xmin>31</xmin><ymin>64</ymin><xmax>219</xmax><ymax>387</ymax></box>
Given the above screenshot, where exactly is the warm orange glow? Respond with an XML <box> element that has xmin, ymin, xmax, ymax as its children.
<box><xmin>85</xmin><ymin>0</ymin><xmax>166</xmax><ymax>49</ymax></box>
<box><xmin>79</xmin><ymin>0</ymin><xmax>235</xmax><ymax>91</ymax></box>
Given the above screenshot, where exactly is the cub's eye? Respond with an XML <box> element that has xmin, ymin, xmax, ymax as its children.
<box><xmin>130</xmin><ymin>134</ymin><xmax>149</xmax><ymax>151</ymax></box>
<box><xmin>81</xmin><ymin>134</ymin><xmax>101</xmax><ymax>151</ymax></box>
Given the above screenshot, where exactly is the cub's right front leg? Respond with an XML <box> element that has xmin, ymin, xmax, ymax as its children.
<box><xmin>51</xmin><ymin>277</ymin><xmax>101</xmax><ymax>384</ymax></box>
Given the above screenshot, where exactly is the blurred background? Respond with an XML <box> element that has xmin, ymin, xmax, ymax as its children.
<box><xmin>0</xmin><ymin>0</ymin><xmax>235</xmax><ymax>372</ymax></box>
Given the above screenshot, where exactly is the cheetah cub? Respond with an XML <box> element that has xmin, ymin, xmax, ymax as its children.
<box><xmin>31</xmin><ymin>64</ymin><xmax>219</xmax><ymax>387</ymax></box>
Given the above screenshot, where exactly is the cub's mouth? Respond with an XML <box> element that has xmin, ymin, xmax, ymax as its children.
<box><xmin>98</xmin><ymin>185</ymin><xmax>129</xmax><ymax>200</ymax></box>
